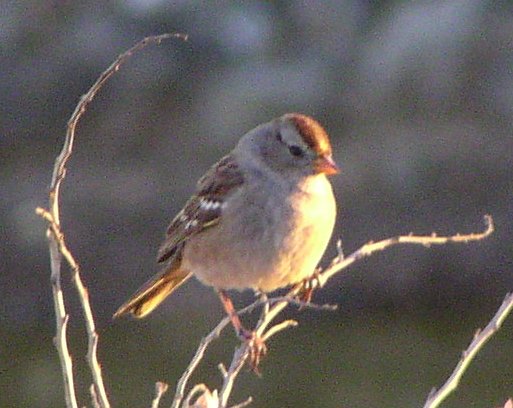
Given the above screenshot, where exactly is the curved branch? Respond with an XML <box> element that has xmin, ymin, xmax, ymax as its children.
<box><xmin>37</xmin><ymin>33</ymin><xmax>187</xmax><ymax>408</ymax></box>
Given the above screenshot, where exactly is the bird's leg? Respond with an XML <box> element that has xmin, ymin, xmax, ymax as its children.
<box><xmin>217</xmin><ymin>290</ymin><xmax>267</xmax><ymax>372</ymax></box>
<box><xmin>217</xmin><ymin>289</ymin><xmax>247</xmax><ymax>337</ymax></box>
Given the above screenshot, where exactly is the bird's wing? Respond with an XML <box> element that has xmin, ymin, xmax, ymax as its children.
<box><xmin>157</xmin><ymin>154</ymin><xmax>244</xmax><ymax>263</ymax></box>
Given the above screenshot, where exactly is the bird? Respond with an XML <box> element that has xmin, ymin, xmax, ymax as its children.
<box><xmin>114</xmin><ymin>113</ymin><xmax>338</xmax><ymax>347</ymax></box>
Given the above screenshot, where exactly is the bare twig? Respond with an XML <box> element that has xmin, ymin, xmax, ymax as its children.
<box><xmin>37</xmin><ymin>33</ymin><xmax>187</xmax><ymax>408</ymax></box>
<box><xmin>218</xmin><ymin>346</ymin><xmax>251</xmax><ymax>407</ymax></box>
<box><xmin>266</xmin><ymin>296</ymin><xmax>338</xmax><ymax>311</ymax></box>
<box><xmin>36</xmin><ymin>206</ymin><xmax>111</xmax><ymax>408</ymax></box>
<box><xmin>90</xmin><ymin>384</ymin><xmax>101</xmax><ymax>408</ymax></box>
<box><xmin>171</xmin><ymin>316</ymin><xmax>232</xmax><ymax>408</ymax></box>
<box><xmin>261</xmin><ymin>319</ymin><xmax>298</xmax><ymax>342</ymax></box>
<box><xmin>171</xmin><ymin>215</ymin><xmax>494</xmax><ymax>407</ymax></box>
<box><xmin>423</xmin><ymin>292</ymin><xmax>513</xmax><ymax>408</ymax></box>
<box><xmin>183</xmin><ymin>384</ymin><xmax>220</xmax><ymax>407</ymax></box>
<box><xmin>50</xmin><ymin>32</ymin><xmax>187</xmax><ymax>224</ymax></box>
<box><xmin>37</xmin><ymin>213</ymin><xmax>78</xmax><ymax>408</ymax></box>
<box><xmin>151</xmin><ymin>382</ymin><xmax>169</xmax><ymax>408</ymax></box>
<box><xmin>318</xmin><ymin>214</ymin><xmax>494</xmax><ymax>286</ymax></box>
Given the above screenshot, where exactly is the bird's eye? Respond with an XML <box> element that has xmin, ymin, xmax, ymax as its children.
<box><xmin>288</xmin><ymin>145</ymin><xmax>304</xmax><ymax>157</ymax></box>
<box><xmin>276</xmin><ymin>131</ymin><xmax>283</xmax><ymax>142</ymax></box>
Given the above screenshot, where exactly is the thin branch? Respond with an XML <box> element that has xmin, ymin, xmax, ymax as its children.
<box><xmin>264</xmin><ymin>296</ymin><xmax>337</xmax><ymax>312</ymax></box>
<box><xmin>171</xmin><ymin>316</ymin><xmax>231</xmax><ymax>408</ymax></box>
<box><xmin>50</xmin><ymin>33</ymin><xmax>188</xmax><ymax>224</ymax></box>
<box><xmin>171</xmin><ymin>215</ymin><xmax>494</xmax><ymax>407</ymax></box>
<box><xmin>90</xmin><ymin>384</ymin><xmax>101</xmax><ymax>408</ymax></box>
<box><xmin>261</xmin><ymin>319</ymin><xmax>298</xmax><ymax>342</ymax></box>
<box><xmin>37</xmin><ymin>207</ymin><xmax>111</xmax><ymax>408</ymax></box>
<box><xmin>218</xmin><ymin>346</ymin><xmax>251</xmax><ymax>407</ymax></box>
<box><xmin>183</xmin><ymin>384</ymin><xmax>218</xmax><ymax>408</ymax></box>
<box><xmin>37</xmin><ymin>33</ymin><xmax>187</xmax><ymax>408</ymax></box>
<box><xmin>42</xmin><ymin>217</ymin><xmax>78</xmax><ymax>408</ymax></box>
<box><xmin>151</xmin><ymin>382</ymin><xmax>169</xmax><ymax>408</ymax></box>
<box><xmin>318</xmin><ymin>214</ymin><xmax>494</xmax><ymax>286</ymax></box>
<box><xmin>423</xmin><ymin>292</ymin><xmax>513</xmax><ymax>408</ymax></box>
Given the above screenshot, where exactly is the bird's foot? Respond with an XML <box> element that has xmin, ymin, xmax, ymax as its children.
<box><xmin>296</xmin><ymin>270</ymin><xmax>322</xmax><ymax>305</ymax></box>
<box><xmin>238</xmin><ymin>328</ymin><xmax>267</xmax><ymax>374</ymax></box>
<box><xmin>218</xmin><ymin>290</ymin><xmax>268</xmax><ymax>372</ymax></box>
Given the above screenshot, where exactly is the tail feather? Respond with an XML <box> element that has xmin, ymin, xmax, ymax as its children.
<box><xmin>113</xmin><ymin>266</ymin><xmax>191</xmax><ymax>319</ymax></box>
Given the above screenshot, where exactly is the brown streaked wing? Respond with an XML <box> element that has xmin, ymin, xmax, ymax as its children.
<box><xmin>157</xmin><ymin>154</ymin><xmax>244</xmax><ymax>263</ymax></box>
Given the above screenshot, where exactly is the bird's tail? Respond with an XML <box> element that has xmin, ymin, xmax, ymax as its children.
<box><xmin>113</xmin><ymin>263</ymin><xmax>191</xmax><ymax>319</ymax></box>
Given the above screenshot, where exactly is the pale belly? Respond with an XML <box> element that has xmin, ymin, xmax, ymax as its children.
<box><xmin>182</xmin><ymin>176</ymin><xmax>336</xmax><ymax>292</ymax></box>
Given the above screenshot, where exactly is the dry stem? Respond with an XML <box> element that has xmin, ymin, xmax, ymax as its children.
<box><xmin>423</xmin><ymin>292</ymin><xmax>513</xmax><ymax>408</ymax></box>
<box><xmin>37</xmin><ymin>33</ymin><xmax>187</xmax><ymax>408</ymax></box>
<box><xmin>38</xmin><ymin>210</ymin><xmax>78</xmax><ymax>408</ymax></box>
<box><xmin>318</xmin><ymin>214</ymin><xmax>494</xmax><ymax>286</ymax></box>
<box><xmin>152</xmin><ymin>382</ymin><xmax>169</xmax><ymax>408</ymax></box>
<box><xmin>171</xmin><ymin>317</ymin><xmax>232</xmax><ymax>408</ymax></box>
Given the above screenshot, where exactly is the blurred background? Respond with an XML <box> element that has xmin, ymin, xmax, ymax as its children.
<box><xmin>1</xmin><ymin>1</ymin><xmax>512</xmax><ymax>407</ymax></box>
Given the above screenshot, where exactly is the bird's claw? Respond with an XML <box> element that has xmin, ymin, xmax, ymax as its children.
<box><xmin>296</xmin><ymin>270</ymin><xmax>322</xmax><ymax>305</ymax></box>
<box><xmin>238</xmin><ymin>328</ymin><xmax>267</xmax><ymax>374</ymax></box>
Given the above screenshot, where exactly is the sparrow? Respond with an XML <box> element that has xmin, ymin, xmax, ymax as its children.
<box><xmin>114</xmin><ymin>113</ymin><xmax>338</xmax><ymax>355</ymax></box>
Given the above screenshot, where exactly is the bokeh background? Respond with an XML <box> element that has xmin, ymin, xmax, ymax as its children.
<box><xmin>2</xmin><ymin>1</ymin><xmax>512</xmax><ymax>407</ymax></box>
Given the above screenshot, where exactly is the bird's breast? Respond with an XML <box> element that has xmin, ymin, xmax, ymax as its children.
<box><xmin>183</xmin><ymin>175</ymin><xmax>336</xmax><ymax>292</ymax></box>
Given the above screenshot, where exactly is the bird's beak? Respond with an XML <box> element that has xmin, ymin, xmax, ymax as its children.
<box><xmin>314</xmin><ymin>154</ymin><xmax>340</xmax><ymax>175</ymax></box>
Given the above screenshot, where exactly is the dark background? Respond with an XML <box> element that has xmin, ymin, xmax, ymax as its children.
<box><xmin>1</xmin><ymin>1</ymin><xmax>512</xmax><ymax>407</ymax></box>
